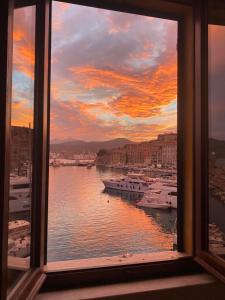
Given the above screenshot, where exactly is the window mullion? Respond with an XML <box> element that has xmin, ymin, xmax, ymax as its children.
<box><xmin>194</xmin><ymin>0</ymin><xmax>209</xmax><ymax>256</ymax></box>
<box><xmin>31</xmin><ymin>0</ymin><xmax>51</xmax><ymax>268</ymax></box>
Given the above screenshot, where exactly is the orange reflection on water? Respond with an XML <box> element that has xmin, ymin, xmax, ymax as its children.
<box><xmin>48</xmin><ymin>166</ymin><xmax>175</xmax><ymax>261</ymax></box>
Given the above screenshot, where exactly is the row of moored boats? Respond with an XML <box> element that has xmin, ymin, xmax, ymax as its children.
<box><xmin>102</xmin><ymin>173</ymin><xmax>177</xmax><ymax>209</ymax></box>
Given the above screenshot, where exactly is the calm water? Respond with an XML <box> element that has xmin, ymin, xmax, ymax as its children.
<box><xmin>47</xmin><ymin>166</ymin><xmax>176</xmax><ymax>262</ymax></box>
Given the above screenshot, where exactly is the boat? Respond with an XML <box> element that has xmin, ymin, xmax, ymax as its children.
<box><xmin>102</xmin><ymin>173</ymin><xmax>150</xmax><ymax>193</ymax></box>
<box><xmin>136</xmin><ymin>181</ymin><xmax>177</xmax><ymax>209</ymax></box>
<box><xmin>9</xmin><ymin>176</ymin><xmax>31</xmax><ymax>213</ymax></box>
<box><xmin>8</xmin><ymin>220</ymin><xmax>31</xmax><ymax>258</ymax></box>
<box><xmin>52</xmin><ymin>158</ymin><xmax>61</xmax><ymax>167</ymax></box>
<box><xmin>8</xmin><ymin>235</ymin><xmax>30</xmax><ymax>258</ymax></box>
<box><xmin>8</xmin><ymin>220</ymin><xmax>30</xmax><ymax>239</ymax></box>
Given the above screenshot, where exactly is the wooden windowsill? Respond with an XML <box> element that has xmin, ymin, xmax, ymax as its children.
<box><xmin>44</xmin><ymin>251</ymin><xmax>187</xmax><ymax>273</ymax></box>
<box><xmin>36</xmin><ymin>273</ymin><xmax>221</xmax><ymax>300</ymax></box>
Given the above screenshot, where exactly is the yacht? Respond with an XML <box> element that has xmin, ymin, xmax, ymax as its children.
<box><xmin>8</xmin><ymin>220</ymin><xmax>30</xmax><ymax>239</ymax></box>
<box><xmin>136</xmin><ymin>181</ymin><xmax>177</xmax><ymax>209</ymax></box>
<box><xmin>8</xmin><ymin>220</ymin><xmax>30</xmax><ymax>258</ymax></box>
<box><xmin>8</xmin><ymin>235</ymin><xmax>30</xmax><ymax>258</ymax></box>
<box><xmin>102</xmin><ymin>173</ymin><xmax>150</xmax><ymax>193</ymax></box>
<box><xmin>9</xmin><ymin>176</ymin><xmax>31</xmax><ymax>213</ymax></box>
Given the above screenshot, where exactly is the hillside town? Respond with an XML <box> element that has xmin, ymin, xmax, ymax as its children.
<box><xmin>96</xmin><ymin>133</ymin><xmax>177</xmax><ymax>169</ymax></box>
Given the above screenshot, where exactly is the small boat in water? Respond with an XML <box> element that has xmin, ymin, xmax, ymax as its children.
<box><xmin>102</xmin><ymin>173</ymin><xmax>150</xmax><ymax>193</ymax></box>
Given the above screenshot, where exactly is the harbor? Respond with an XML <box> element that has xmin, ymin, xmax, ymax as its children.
<box><xmin>8</xmin><ymin>158</ymin><xmax>225</xmax><ymax>263</ymax></box>
<box><xmin>8</xmin><ymin>131</ymin><xmax>225</xmax><ymax>262</ymax></box>
<box><xmin>47</xmin><ymin>165</ymin><xmax>177</xmax><ymax>262</ymax></box>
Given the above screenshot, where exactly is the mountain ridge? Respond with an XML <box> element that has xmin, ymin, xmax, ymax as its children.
<box><xmin>50</xmin><ymin>138</ymin><xmax>136</xmax><ymax>154</ymax></box>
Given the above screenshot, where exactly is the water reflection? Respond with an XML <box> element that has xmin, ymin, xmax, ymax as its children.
<box><xmin>103</xmin><ymin>187</ymin><xmax>176</xmax><ymax>234</ymax></box>
<box><xmin>103</xmin><ymin>187</ymin><xmax>143</xmax><ymax>202</ymax></box>
<box><xmin>48</xmin><ymin>166</ymin><xmax>176</xmax><ymax>262</ymax></box>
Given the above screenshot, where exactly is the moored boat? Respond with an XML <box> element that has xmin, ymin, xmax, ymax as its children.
<box><xmin>102</xmin><ymin>173</ymin><xmax>150</xmax><ymax>193</ymax></box>
<box><xmin>136</xmin><ymin>181</ymin><xmax>177</xmax><ymax>209</ymax></box>
<box><xmin>9</xmin><ymin>176</ymin><xmax>31</xmax><ymax>213</ymax></box>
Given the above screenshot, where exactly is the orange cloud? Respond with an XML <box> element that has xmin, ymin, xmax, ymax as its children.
<box><xmin>69</xmin><ymin>57</ymin><xmax>177</xmax><ymax>118</ymax></box>
<box><xmin>13</xmin><ymin>44</ymin><xmax>35</xmax><ymax>78</ymax></box>
<box><xmin>13</xmin><ymin>8</ymin><xmax>35</xmax><ymax>79</ymax></box>
<box><xmin>13</xmin><ymin>29</ymin><xmax>25</xmax><ymax>42</ymax></box>
<box><xmin>69</xmin><ymin>66</ymin><xmax>140</xmax><ymax>90</ymax></box>
<box><xmin>11</xmin><ymin>100</ymin><xmax>33</xmax><ymax>127</ymax></box>
<box><xmin>50</xmin><ymin>97</ymin><xmax>176</xmax><ymax>142</ymax></box>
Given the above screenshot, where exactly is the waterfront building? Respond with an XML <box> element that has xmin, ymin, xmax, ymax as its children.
<box><xmin>96</xmin><ymin>133</ymin><xmax>177</xmax><ymax>168</ymax></box>
<box><xmin>10</xmin><ymin>126</ymin><xmax>33</xmax><ymax>174</ymax></box>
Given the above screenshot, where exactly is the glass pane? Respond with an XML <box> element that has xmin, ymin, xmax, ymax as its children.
<box><xmin>48</xmin><ymin>1</ymin><xmax>178</xmax><ymax>265</ymax></box>
<box><xmin>208</xmin><ymin>24</ymin><xmax>225</xmax><ymax>259</ymax></box>
<box><xmin>7</xmin><ymin>5</ymin><xmax>35</xmax><ymax>289</ymax></box>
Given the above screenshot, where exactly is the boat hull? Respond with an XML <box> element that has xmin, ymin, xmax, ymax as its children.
<box><xmin>9</xmin><ymin>199</ymin><xmax>31</xmax><ymax>213</ymax></box>
<box><xmin>137</xmin><ymin>201</ymin><xmax>173</xmax><ymax>209</ymax></box>
<box><xmin>102</xmin><ymin>180</ymin><xmax>147</xmax><ymax>193</ymax></box>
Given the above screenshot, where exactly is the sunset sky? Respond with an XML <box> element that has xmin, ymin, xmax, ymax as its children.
<box><xmin>12</xmin><ymin>1</ymin><xmax>178</xmax><ymax>142</ymax></box>
<box><xmin>12</xmin><ymin>5</ymin><xmax>35</xmax><ymax>128</ymax></box>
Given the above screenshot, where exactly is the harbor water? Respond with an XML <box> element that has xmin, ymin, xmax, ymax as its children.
<box><xmin>47</xmin><ymin>166</ymin><xmax>176</xmax><ymax>262</ymax></box>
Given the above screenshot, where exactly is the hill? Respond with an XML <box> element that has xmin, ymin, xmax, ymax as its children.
<box><xmin>50</xmin><ymin>138</ymin><xmax>135</xmax><ymax>154</ymax></box>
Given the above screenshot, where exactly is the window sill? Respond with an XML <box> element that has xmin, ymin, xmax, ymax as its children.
<box><xmin>45</xmin><ymin>251</ymin><xmax>185</xmax><ymax>273</ymax></box>
<box><xmin>36</xmin><ymin>273</ymin><xmax>223</xmax><ymax>300</ymax></box>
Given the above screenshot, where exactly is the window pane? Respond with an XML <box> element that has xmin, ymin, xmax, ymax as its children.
<box><xmin>8</xmin><ymin>5</ymin><xmax>35</xmax><ymax>289</ymax></box>
<box><xmin>48</xmin><ymin>1</ymin><xmax>178</xmax><ymax>265</ymax></box>
<box><xmin>208</xmin><ymin>24</ymin><xmax>225</xmax><ymax>259</ymax></box>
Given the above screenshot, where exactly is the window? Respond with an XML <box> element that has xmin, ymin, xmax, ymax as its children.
<box><xmin>48</xmin><ymin>1</ymin><xmax>178</xmax><ymax>265</ymax></box>
<box><xmin>207</xmin><ymin>0</ymin><xmax>225</xmax><ymax>263</ymax></box>
<box><xmin>7</xmin><ymin>0</ymin><xmax>225</xmax><ymax>299</ymax></box>
<box><xmin>193</xmin><ymin>0</ymin><xmax>225</xmax><ymax>283</ymax></box>
<box><xmin>208</xmin><ymin>23</ymin><xmax>225</xmax><ymax>259</ymax></box>
<box><xmin>7</xmin><ymin>4</ymin><xmax>35</xmax><ymax>291</ymax></box>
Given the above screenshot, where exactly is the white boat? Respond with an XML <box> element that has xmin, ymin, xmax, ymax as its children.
<box><xmin>52</xmin><ymin>158</ymin><xmax>61</xmax><ymax>167</ymax></box>
<box><xmin>8</xmin><ymin>235</ymin><xmax>30</xmax><ymax>258</ymax></box>
<box><xmin>8</xmin><ymin>220</ymin><xmax>31</xmax><ymax>258</ymax></box>
<box><xmin>8</xmin><ymin>220</ymin><xmax>30</xmax><ymax>239</ymax></box>
<box><xmin>9</xmin><ymin>176</ymin><xmax>31</xmax><ymax>213</ymax></box>
<box><xmin>137</xmin><ymin>181</ymin><xmax>177</xmax><ymax>209</ymax></box>
<box><xmin>102</xmin><ymin>173</ymin><xmax>150</xmax><ymax>193</ymax></box>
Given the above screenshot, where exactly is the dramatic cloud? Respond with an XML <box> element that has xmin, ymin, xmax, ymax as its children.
<box><xmin>11</xmin><ymin>100</ymin><xmax>33</xmax><ymax>127</ymax></box>
<box><xmin>67</xmin><ymin>59</ymin><xmax>176</xmax><ymax>119</ymax></box>
<box><xmin>49</xmin><ymin>2</ymin><xmax>178</xmax><ymax>142</ymax></box>
<box><xmin>50</xmin><ymin>99</ymin><xmax>176</xmax><ymax>142</ymax></box>
<box><xmin>13</xmin><ymin>6</ymin><xmax>35</xmax><ymax>79</ymax></box>
<box><xmin>12</xmin><ymin>2</ymin><xmax>178</xmax><ymax>141</ymax></box>
<box><xmin>12</xmin><ymin>6</ymin><xmax>35</xmax><ymax>127</ymax></box>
